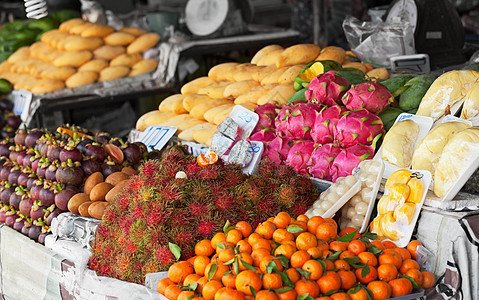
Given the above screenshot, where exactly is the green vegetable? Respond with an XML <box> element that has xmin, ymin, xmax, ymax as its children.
<box><xmin>380</xmin><ymin>74</ymin><xmax>417</xmax><ymax>97</ymax></box>
<box><xmin>337</xmin><ymin>68</ymin><xmax>366</xmax><ymax>85</ymax></box>
<box><xmin>50</xmin><ymin>10</ymin><xmax>81</xmax><ymax>24</ymax></box>
<box><xmin>0</xmin><ymin>79</ymin><xmax>13</xmax><ymax>95</ymax></box>
<box><xmin>398</xmin><ymin>74</ymin><xmax>436</xmax><ymax>111</ymax></box>
<box><xmin>378</xmin><ymin>107</ymin><xmax>404</xmax><ymax>131</ymax></box>
<box><xmin>27</xmin><ymin>17</ymin><xmax>59</xmax><ymax>32</ymax></box>
<box><xmin>286</xmin><ymin>88</ymin><xmax>307</xmax><ymax>104</ymax></box>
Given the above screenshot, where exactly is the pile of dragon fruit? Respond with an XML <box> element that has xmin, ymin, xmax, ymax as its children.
<box><xmin>249</xmin><ymin>71</ymin><xmax>393</xmax><ymax>182</ymax></box>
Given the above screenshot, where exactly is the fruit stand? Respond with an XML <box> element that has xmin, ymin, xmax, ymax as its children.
<box><xmin>1</xmin><ymin>2</ymin><xmax>479</xmax><ymax>300</ymax></box>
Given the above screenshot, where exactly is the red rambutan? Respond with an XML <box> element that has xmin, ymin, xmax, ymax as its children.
<box><xmin>213</xmin><ymin>192</ymin><xmax>235</xmax><ymax>211</ymax></box>
<box><xmin>126</xmin><ymin>176</ymin><xmax>145</xmax><ymax>192</ymax></box>
<box><xmin>275</xmin><ymin>184</ymin><xmax>297</xmax><ymax>208</ymax></box>
<box><xmin>96</xmin><ymin>224</ymin><xmax>110</xmax><ymax>239</ymax></box>
<box><xmin>169</xmin><ymin>210</ymin><xmax>193</xmax><ymax>228</ymax></box>
<box><xmin>158</xmin><ymin>183</ymin><xmax>182</xmax><ymax>203</ymax></box>
<box><xmin>146</xmin><ymin>204</ymin><xmax>171</xmax><ymax>226</ymax></box>
<box><xmin>102</xmin><ymin>208</ymin><xmax>118</xmax><ymax>225</ymax></box>
<box><xmin>198</xmin><ymin>165</ymin><xmax>220</xmax><ymax>180</ymax></box>
<box><xmin>125</xmin><ymin>241</ymin><xmax>138</xmax><ymax>254</ymax></box>
<box><xmin>290</xmin><ymin>201</ymin><xmax>310</xmax><ymax>218</ymax></box>
<box><xmin>171</xmin><ymin>229</ymin><xmax>196</xmax><ymax>248</ymax></box>
<box><xmin>142</xmin><ymin>258</ymin><xmax>162</xmax><ymax>275</ymax></box>
<box><xmin>197</xmin><ymin>219</ymin><xmax>217</xmax><ymax>238</ymax></box>
<box><xmin>256</xmin><ymin>196</ymin><xmax>277</xmax><ymax>217</ymax></box>
<box><xmin>181</xmin><ymin>247</ymin><xmax>196</xmax><ymax>261</ymax></box>
<box><xmin>188</xmin><ymin>201</ymin><xmax>211</xmax><ymax>217</ymax></box>
<box><xmin>131</xmin><ymin>204</ymin><xmax>144</xmax><ymax>220</ymax></box>
<box><xmin>119</xmin><ymin>216</ymin><xmax>134</xmax><ymax>233</ymax></box>
<box><xmin>155</xmin><ymin>245</ymin><xmax>175</xmax><ymax>266</ymax></box>
<box><xmin>140</xmin><ymin>160</ymin><xmax>161</xmax><ymax>178</ymax></box>
<box><xmin>116</xmin><ymin>193</ymin><xmax>131</xmax><ymax>211</ymax></box>
<box><xmin>186</xmin><ymin>162</ymin><xmax>201</xmax><ymax>176</ymax></box>
<box><xmin>257</xmin><ymin>158</ymin><xmax>278</xmax><ymax>177</ymax></box>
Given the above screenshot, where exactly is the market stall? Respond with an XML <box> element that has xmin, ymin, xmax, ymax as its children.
<box><xmin>0</xmin><ymin>0</ymin><xmax>479</xmax><ymax>299</ymax></box>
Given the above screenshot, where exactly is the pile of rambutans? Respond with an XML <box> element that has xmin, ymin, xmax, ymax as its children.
<box><xmin>89</xmin><ymin>145</ymin><xmax>320</xmax><ymax>283</ymax></box>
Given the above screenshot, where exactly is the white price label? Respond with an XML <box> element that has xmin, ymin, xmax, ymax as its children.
<box><xmin>242</xmin><ymin>141</ymin><xmax>264</xmax><ymax>175</ymax></box>
<box><xmin>12</xmin><ymin>89</ymin><xmax>32</xmax><ymax>122</ymax></box>
<box><xmin>229</xmin><ymin>105</ymin><xmax>259</xmax><ymax>139</ymax></box>
<box><xmin>139</xmin><ymin>125</ymin><xmax>177</xmax><ymax>151</ymax></box>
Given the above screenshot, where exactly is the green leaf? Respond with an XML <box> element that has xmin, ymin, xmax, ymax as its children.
<box><xmin>272</xmin><ymin>241</ymin><xmax>281</xmax><ymax>254</ymax></box>
<box><xmin>362</xmin><ymin>232</ymin><xmax>377</xmax><ymax>241</ymax></box>
<box><xmin>233</xmin><ymin>258</ymin><xmax>239</xmax><ymax>275</ymax></box>
<box><xmin>287</xmin><ymin>225</ymin><xmax>303</xmax><ymax>233</ymax></box>
<box><xmin>337</xmin><ymin>230</ymin><xmax>358</xmax><ymax>242</ymax></box>
<box><xmin>250</xmin><ymin>286</ymin><xmax>257</xmax><ymax>298</ymax></box>
<box><xmin>295</xmin><ymin>268</ymin><xmax>311</xmax><ymax>278</ymax></box>
<box><xmin>168</xmin><ymin>242</ymin><xmax>181</xmax><ymax>261</ymax></box>
<box><xmin>223</xmin><ymin>220</ymin><xmax>236</xmax><ymax>234</ymax></box>
<box><xmin>361</xmin><ymin>265</ymin><xmax>371</xmax><ymax>278</ymax></box>
<box><xmin>207</xmin><ymin>263</ymin><xmax>218</xmax><ymax>281</ymax></box>
<box><xmin>273</xmin><ymin>287</ymin><xmax>292</xmax><ymax>293</ymax></box>
<box><xmin>266</xmin><ymin>260</ymin><xmax>279</xmax><ymax>274</ymax></box>
<box><xmin>343</xmin><ymin>256</ymin><xmax>361</xmax><ymax>265</ymax></box>
<box><xmin>367</xmin><ymin>244</ymin><xmax>383</xmax><ymax>255</ymax></box>
<box><xmin>216</xmin><ymin>243</ymin><xmax>226</xmax><ymax>250</ymax></box>
<box><xmin>401</xmin><ymin>274</ymin><xmax>421</xmax><ymax>289</ymax></box>
<box><xmin>326</xmin><ymin>250</ymin><xmax>342</xmax><ymax>261</ymax></box>
<box><xmin>296</xmin><ymin>294</ymin><xmax>313</xmax><ymax>300</ymax></box>
<box><xmin>186</xmin><ymin>295</ymin><xmax>194</xmax><ymax>300</ymax></box>
<box><xmin>325</xmin><ymin>289</ymin><xmax>341</xmax><ymax>296</ymax></box>
<box><xmin>318</xmin><ymin>260</ymin><xmax>327</xmax><ymax>270</ymax></box>
<box><xmin>275</xmin><ymin>254</ymin><xmax>290</xmax><ymax>269</ymax></box>
<box><xmin>224</xmin><ymin>258</ymin><xmax>235</xmax><ymax>265</ymax></box>
<box><xmin>278</xmin><ymin>271</ymin><xmax>294</xmax><ymax>288</ymax></box>
<box><xmin>240</xmin><ymin>260</ymin><xmax>257</xmax><ymax>272</ymax></box>
<box><xmin>348</xmin><ymin>284</ymin><xmax>361</xmax><ymax>294</ymax></box>
<box><xmin>180</xmin><ymin>282</ymin><xmax>198</xmax><ymax>291</ymax></box>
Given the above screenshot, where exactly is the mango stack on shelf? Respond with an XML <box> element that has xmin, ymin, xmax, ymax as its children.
<box><xmin>0</xmin><ymin>18</ymin><xmax>160</xmax><ymax>94</ymax></box>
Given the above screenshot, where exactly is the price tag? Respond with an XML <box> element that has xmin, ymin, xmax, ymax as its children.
<box><xmin>11</xmin><ymin>89</ymin><xmax>32</xmax><ymax>122</ymax></box>
<box><xmin>229</xmin><ymin>105</ymin><xmax>259</xmax><ymax>139</ymax></box>
<box><xmin>138</xmin><ymin>125</ymin><xmax>177</xmax><ymax>152</ymax></box>
<box><xmin>242</xmin><ymin>141</ymin><xmax>264</xmax><ymax>175</ymax></box>
<box><xmin>396</xmin><ymin>113</ymin><xmax>413</xmax><ymax>123</ymax></box>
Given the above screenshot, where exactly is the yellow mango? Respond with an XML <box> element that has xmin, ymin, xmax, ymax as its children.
<box><xmin>407</xmin><ymin>177</ymin><xmax>423</xmax><ymax>203</ymax></box>
<box><xmin>389</xmin><ymin>183</ymin><xmax>410</xmax><ymax>204</ymax></box>
<box><xmin>394</xmin><ymin>202</ymin><xmax>416</xmax><ymax>225</ymax></box>
<box><xmin>385</xmin><ymin>169</ymin><xmax>413</xmax><ymax>190</ymax></box>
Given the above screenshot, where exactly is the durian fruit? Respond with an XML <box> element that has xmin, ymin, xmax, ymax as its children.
<box><xmin>394</xmin><ymin>202</ymin><xmax>416</xmax><ymax>225</ymax></box>
<box><xmin>382</xmin><ymin>119</ymin><xmax>420</xmax><ymax>168</ymax></box>
<box><xmin>385</xmin><ymin>169</ymin><xmax>413</xmax><ymax>190</ymax></box>
<box><xmin>389</xmin><ymin>183</ymin><xmax>410</xmax><ymax>204</ymax></box>
<box><xmin>406</xmin><ymin>177</ymin><xmax>423</xmax><ymax>203</ymax></box>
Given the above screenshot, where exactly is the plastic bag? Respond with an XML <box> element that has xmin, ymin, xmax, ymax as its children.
<box><xmin>342</xmin><ymin>15</ymin><xmax>416</xmax><ymax>67</ymax></box>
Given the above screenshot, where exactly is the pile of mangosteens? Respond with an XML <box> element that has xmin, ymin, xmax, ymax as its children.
<box><xmin>0</xmin><ymin>97</ymin><xmax>22</xmax><ymax>139</ymax></box>
<box><xmin>0</xmin><ymin>124</ymin><xmax>149</xmax><ymax>244</ymax></box>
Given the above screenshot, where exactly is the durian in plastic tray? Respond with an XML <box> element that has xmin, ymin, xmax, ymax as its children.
<box><xmin>374</xmin><ymin>113</ymin><xmax>433</xmax><ymax>179</ymax></box>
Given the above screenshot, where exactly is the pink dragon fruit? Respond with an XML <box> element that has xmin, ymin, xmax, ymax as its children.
<box><xmin>263</xmin><ymin>136</ymin><xmax>292</xmax><ymax>164</ymax></box>
<box><xmin>307</xmin><ymin>143</ymin><xmax>341</xmax><ymax>181</ymax></box>
<box><xmin>341</xmin><ymin>81</ymin><xmax>393</xmax><ymax>114</ymax></box>
<box><xmin>334</xmin><ymin>109</ymin><xmax>384</xmax><ymax>147</ymax></box>
<box><xmin>310</xmin><ymin>105</ymin><xmax>347</xmax><ymax>144</ymax></box>
<box><xmin>305</xmin><ymin>71</ymin><xmax>350</xmax><ymax>106</ymax></box>
<box><xmin>248</xmin><ymin>128</ymin><xmax>277</xmax><ymax>144</ymax></box>
<box><xmin>275</xmin><ymin>103</ymin><xmax>321</xmax><ymax>140</ymax></box>
<box><xmin>274</xmin><ymin>104</ymin><xmax>293</xmax><ymax>137</ymax></box>
<box><xmin>330</xmin><ymin>144</ymin><xmax>375</xmax><ymax>182</ymax></box>
<box><xmin>253</xmin><ymin>103</ymin><xmax>277</xmax><ymax>130</ymax></box>
<box><xmin>285</xmin><ymin>140</ymin><xmax>315</xmax><ymax>175</ymax></box>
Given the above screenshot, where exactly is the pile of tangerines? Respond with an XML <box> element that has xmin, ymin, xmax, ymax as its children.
<box><xmin>158</xmin><ymin>212</ymin><xmax>435</xmax><ymax>300</ymax></box>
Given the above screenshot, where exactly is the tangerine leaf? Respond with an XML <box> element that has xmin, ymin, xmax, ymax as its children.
<box><xmin>249</xmin><ymin>286</ymin><xmax>257</xmax><ymax>298</ymax></box>
<box><xmin>318</xmin><ymin>260</ymin><xmax>327</xmax><ymax>270</ymax></box>
<box><xmin>233</xmin><ymin>258</ymin><xmax>239</xmax><ymax>275</ymax></box>
<box><xmin>295</xmin><ymin>267</ymin><xmax>311</xmax><ymax>278</ymax></box>
<box><xmin>348</xmin><ymin>284</ymin><xmax>361</xmax><ymax>294</ymax></box>
<box><xmin>266</xmin><ymin>260</ymin><xmax>278</xmax><ymax>274</ymax></box>
<box><xmin>275</xmin><ymin>254</ymin><xmax>290</xmax><ymax>268</ymax></box>
<box><xmin>325</xmin><ymin>289</ymin><xmax>341</xmax><ymax>296</ymax></box>
<box><xmin>367</xmin><ymin>244</ymin><xmax>383</xmax><ymax>255</ymax></box>
<box><xmin>207</xmin><ymin>263</ymin><xmax>218</xmax><ymax>281</ymax></box>
<box><xmin>296</xmin><ymin>294</ymin><xmax>311</xmax><ymax>300</ymax></box>
<box><xmin>240</xmin><ymin>260</ymin><xmax>257</xmax><ymax>272</ymax></box>
<box><xmin>223</xmin><ymin>258</ymin><xmax>235</xmax><ymax>265</ymax></box>
<box><xmin>287</xmin><ymin>225</ymin><xmax>303</xmax><ymax>233</ymax></box>
<box><xmin>343</xmin><ymin>256</ymin><xmax>361</xmax><ymax>266</ymax></box>
<box><xmin>364</xmin><ymin>286</ymin><xmax>374</xmax><ymax>300</ymax></box>
<box><xmin>363</xmin><ymin>232</ymin><xmax>377</xmax><ymax>240</ymax></box>
<box><xmin>216</xmin><ymin>243</ymin><xmax>226</xmax><ymax>250</ymax></box>
<box><xmin>223</xmin><ymin>220</ymin><xmax>236</xmax><ymax>234</ymax></box>
<box><xmin>361</xmin><ymin>265</ymin><xmax>371</xmax><ymax>278</ymax></box>
<box><xmin>168</xmin><ymin>242</ymin><xmax>181</xmax><ymax>261</ymax></box>
<box><xmin>326</xmin><ymin>250</ymin><xmax>342</xmax><ymax>261</ymax></box>
<box><xmin>273</xmin><ymin>287</ymin><xmax>292</xmax><ymax>293</ymax></box>
<box><xmin>278</xmin><ymin>271</ymin><xmax>294</xmax><ymax>288</ymax></box>
<box><xmin>186</xmin><ymin>296</ymin><xmax>194</xmax><ymax>300</ymax></box>
<box><xmin>337</xmin><ymin>230</ymin><xmax>358</xmax><ymax>242</ymax></box>
<box><xmin>401</xmin><ymin>275</ymin><xmax>421</xmax><ymax>289</ymax></box>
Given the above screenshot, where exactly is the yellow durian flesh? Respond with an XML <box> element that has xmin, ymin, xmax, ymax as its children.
<box><xmin>385</xmin><ymin>169</ymin><xmax>413</xmax><ymax>190</ymax></box>
<box><xmin>394</xmin><ymin>202</ymin><xmax>416</xmax><ymax>225</ymax></box>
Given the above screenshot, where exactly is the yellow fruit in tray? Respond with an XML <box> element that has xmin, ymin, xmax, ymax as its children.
<box><xmin>371</xmin><ymin>215</ymin><xmax>385</xmax><ymax>239</ymax></box>
<box><xmin>394</xmin><ymin>202</ymin><xmax>416</xmax><ymax>225</ymax></box>
<box><xmin>389</xmin><ymin>183</ymin><xmax>410</xmax><ymax>204</ymax></box>
<box><xmin>406</xmin><ymin>177</ymin><xmax>423</xmax><ymax>203</ymax></box>
<box><xmin>377</xmin><ymin>195</ymin><xmax>393</xmax><ymax>216</ymax></box>
<box><xmin>380</xmin><ymin>212</ymin><xmax>401</xmax><ymax>241</ymax></box>
<box><xmin>382</xmin><ymin>119</ymin><xmax>420</xmax><ymax>168</ymax></box>
<box><xmin>385</xmin><ymin>169</ymin><xmax>413</xmax><ymax>190</ymax></box>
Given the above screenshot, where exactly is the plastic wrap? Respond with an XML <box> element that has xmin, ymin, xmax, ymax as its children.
<box><xmin>434</xmin><ymin>127</ymin><xmax>479</xmax><ymax>199</ymax></box>
<box><xmin>411</xmin><ymin>121</ymin><xmax>469</xmax><ymax>176</ymax></box>
<box><xmin>51</xmin><ymin>212</ymin><xmax>101</xmax><ymax>249</ymax></box>
<box><xmin>338</xmin><ymin>160</ymin><xmax>384</xmax><ymax>233</ymax></box>
<box><xmin>416</xmin><ymin>70</ymin><xmax>479</xmax><ymax>121</ymax></box>
<box><xmin>342</xmin><ymin>15</ymin><xmax>415</xmax><ymax>67</ymax></box>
